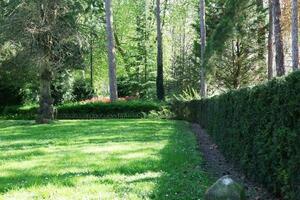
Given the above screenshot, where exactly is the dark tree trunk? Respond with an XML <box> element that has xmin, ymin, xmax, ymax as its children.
<box><xmin>268</xmin><ymin>0</ymin><xmax>274</xmax><ymax>80</ymax></box>
<box><xmin>273</xmin><ymin>0</ymin><xmax>285</xmax><ymax>76</ymax></box>
<box><xmin>156</xmin><ymin>0</ymin><xmax>165</xmax><ymax>101</ymax></box>
<box><xmin>36</xmin><ymin>66</ymin><xmax>54</xmax><ymax>124</ymax></box>
<box><xmin>36</xmin><ymin>2</ymin><xmax>55</xmax><ymax>124</ymax></box>
<box><xmin>292</xmin><ymin>0</ymin><xmax>299</xmax><ymax>71</ymax></box>
<box><xmin>105</xmin><ymin>0</ymin><xmax>118</xmax><ymax>101</ymax></box>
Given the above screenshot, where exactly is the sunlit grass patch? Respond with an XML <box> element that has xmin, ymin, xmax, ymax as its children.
<box><xmin>0</xmin><ymin>119</ymin><xmax>213</xmax><ymax>199</ymax></box>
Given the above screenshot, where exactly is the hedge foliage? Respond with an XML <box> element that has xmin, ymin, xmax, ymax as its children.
<box><xmin>172</xmin><ymin>72</ymin><xmax>300</xmax><ymax>200</ymax></box>
<box><xmin>0</xmin><ymin>101</ymin><xmax>161</xmax><ymax>120</ymax></box>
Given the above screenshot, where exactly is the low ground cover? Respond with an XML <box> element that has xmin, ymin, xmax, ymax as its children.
<box><xmin>0</xmin><ymin>119</ymin><xmax>213</xmax><ymax>200</ymax></box>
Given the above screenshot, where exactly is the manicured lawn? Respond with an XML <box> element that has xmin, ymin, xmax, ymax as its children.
<box><xmin>0</xmin><ymin>120</ymin><xmax>213</xmax><ymax>200</ymax></box>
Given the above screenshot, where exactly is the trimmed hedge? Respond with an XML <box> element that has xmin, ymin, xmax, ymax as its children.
<box><xmin>172</xmin><ymin>71</ymin><xmax>300</xmax><ymax>200</ymax></box>
<box><xmin>1</xmin><ymin>101</ymin><xmax>161</xmax><ymax>120</ymax></box>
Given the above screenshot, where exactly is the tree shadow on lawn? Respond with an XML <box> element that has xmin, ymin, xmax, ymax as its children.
<box><xmin>0</xmin><ymin>120</ymin><xmax>170</xmax><ymax>151</ymax></box>
<box><xmin>0</xmin><ymin>120</ymin><xmax>213</xmax><ymax>199</ymax></box>
<box><xmin>0</xmin><ymin>158</ymin><xmax>161</xmax><ymax>193</ymax></box>
<box><xmin>150</xmin><ymin>121</ymin><xmax>214</xmax><ymax>200</ymax></box>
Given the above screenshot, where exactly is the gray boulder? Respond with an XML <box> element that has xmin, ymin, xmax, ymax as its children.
<box><xmin>205</xmin><ymin>176</ymin><xmax>246</xmax><ymax>200</ymax></box>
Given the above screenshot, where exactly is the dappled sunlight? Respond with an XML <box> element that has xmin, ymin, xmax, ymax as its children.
<box><xmin>0</xmin><ymin>119</ymin><xmax>213</xmax><ymax>199</ymax></box>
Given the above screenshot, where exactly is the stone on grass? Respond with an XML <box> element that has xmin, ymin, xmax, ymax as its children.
<box><xmin>205</xmin><ymin>175</ymin><xmax>245</xmax><ymax>200</ymax></box>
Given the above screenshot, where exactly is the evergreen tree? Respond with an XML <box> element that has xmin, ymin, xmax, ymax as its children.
<box><xmin>1</xmin><ymin>0</ymin><xmax>87</xmax><ymax>123</ymax></box>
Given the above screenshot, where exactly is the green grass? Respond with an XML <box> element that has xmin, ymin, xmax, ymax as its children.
<box><xmin>0</xmin><ymin>120</ymin><xmax>213</xmax><ymax>200</ymax></box>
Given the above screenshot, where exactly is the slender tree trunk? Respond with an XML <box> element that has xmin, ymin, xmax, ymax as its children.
<box><xmin>36</xmin><ymin>65</ymin><xmax>54</xmax><ymax>124</ymax></box>
<box><xmin>105</xmin><ymin>0</ymin><xmax>118</xmax><ymax>101</ymax></box>
<box><xmin>200</xmin><ymin>0</ymin><xmax>206</xmax><ymax>97</ymax></box>
<box><xmin>90</xmin><ymin>31</ymin><xmax>94</xmax><ymax>89</ymax></box>
<box><xmin>256</xmin><ymin>0</ymin><xmax>266</xmax><ymax>60</ymax></box>
<box><xmin>268</xmin><ymin>0</ymin><xmax>274</xmax><ymax>79</ymax></box>
<box><xmin>156</xmin><ymin>0</ymin><xmax>165</xmax><ymax>101</ymax></box>
<box><xmin>292</xmin><ymin>0</ymin><xmax>299</xmax><ymax>71</ymax></box>
<box><xmin>273</xmin><ymin>0</ymin><xmax>285</xmax><ymax>76</ymax></box>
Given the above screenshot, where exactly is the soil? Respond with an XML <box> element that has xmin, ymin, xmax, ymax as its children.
<box><xmin>191</xmin><ymin>123</ymin><xmax>280</xmax><ymax>200</ymax></box>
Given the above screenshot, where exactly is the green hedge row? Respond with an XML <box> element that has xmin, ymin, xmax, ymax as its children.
<box><xmin>172</xmin><ymin>72</ymin><xmax>300</xmax><ymax>200</ymax></box>
<box><xmin>0</xmin><ymin>101</ymin><xmax>161</xmax><ymax>120</ymax></box>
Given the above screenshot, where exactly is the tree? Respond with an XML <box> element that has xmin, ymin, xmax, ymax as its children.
<box><xmin>268</xmin><ymin>0</ymin><xmax>274</xmax><ymax>79</ymax></box>
<box><xmin>256</xmin><ymin>0</ymin><xmax>266</xmax><ymax>61</ymax></box>
<box><xmin>1</xmin><ymin>0</ymin><xmax>87</xmax><ymax>123</ymax></box>
<box><xmin>210</xmin><ymin>2</ymin><xmax>266</xmax><ymax>90</ymax></box>
<box><xmin>155</xmin><ymin>0</ymin><xmax>165</xmax><ymax>100</ymax></box>
<box><xmin>90</xmin><ymin>30</ymin><xmax>94</xmax><ymax>89</ymax></box>
<box><xmin>291</xmin><ymin>0</ymin><xmax>299</xmax><ymax>71</ymax></box>
<box><xmin>199</xmin><ymin>0</ymin><xmax>206</xmax><ymax>97</ymax></box>
<box><xmin>273</xmin><ymin>0</ymin><xmax>285</xmax><ymax>76</ymax></box>
<box><xmin>105</xmin><ymin>0</ymin><xmax>118</xmax><ymax>101</ymax></box>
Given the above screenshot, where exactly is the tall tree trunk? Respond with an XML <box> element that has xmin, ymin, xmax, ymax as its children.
<box><xmin>36</xmin><ymin>65</ymin><xmax>54</xmax><ymax>124</ymax></box>
<box><xmin>36</xmin><ymin>2</ymin><xmax>54</xmax><ymax>124</ymax></box>
<box><xmin>256</xmin><ymin>0</ymin><xmax>266</xmax><ymax>60</ymax></box>
<box><xmin>273</xmin><ymin>0</ymin><xmax>285</xmax><ymax>76</ymax></box>
<box><xmin>105</xmin><ymin>0</ymin><xmax>118</xmax><ymax>101</ymax></box>
<box><xmin>200</xmin><ymin>0</ymin><xmax>206</xmax><ymax>97</ymax></box>
<box><xmin>156</xmin><ymin>0</ymin><xmax>165</xmax><ymax>101</ymax></box>
<box><xmin>268</xmin><ymin>0</ymin><xmax>274</xmax><ymax>79</ymax></box>
<box><xmin>292</xmin><ymin>0</ymin><xmax>299</xmax><ymax>71</ymax></box>
<box><xmin>90</xmin><ymin>31</ymin><xmax>94</xmax><ymax>89</ymax></box>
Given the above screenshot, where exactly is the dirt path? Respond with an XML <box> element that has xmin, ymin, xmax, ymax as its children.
<box><xmin>191</xmin><ymin>123</ymin><xmax>279</xmax><ymax>200</ymax></box>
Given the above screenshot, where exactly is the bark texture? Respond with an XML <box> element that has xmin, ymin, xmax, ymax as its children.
<box><xmin>273</xmin><ymin>0</ymin><xmax>285</xmax><ymax>76</ymax></box>
<box><xmin>105</xmin><ymin>0</ymin><xmax>118</xmax><ymax>101</ymax></box>
<box><xmin>292</xmin><ymin>0</ymin><xmax>299</xmax><ymax>71</ymax></box>
<box><xmin>200</xmin><ymin>0</ymin><xmax>206</xmax><ymax>97</ymax></box>
<box><xmin>36</xmin><ymin>2</ymin><xmax>55</xmax><ymax>124</ymax></box>
<box><xmin>268</xmin><ymin>0</ymin><xmax>274</xmax><ymax>80</ymax></box>
<box><xmin>36</xmin><ymin>66</ymin><xmax>54</xmax><ymax>124</ymax></box>
<box><xmin>156</xmin><ymin>0</ymin><xmax>165</xmax><ymax>101</ymax></box>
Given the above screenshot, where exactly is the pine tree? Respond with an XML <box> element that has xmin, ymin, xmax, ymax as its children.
<box><xmin>1</xmin><ymin>0</ymin><xmax>87</xmax><ymax>123</ymax></box>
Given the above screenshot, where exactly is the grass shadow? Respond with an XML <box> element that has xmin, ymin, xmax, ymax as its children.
<box><xmin>0</xmin><ymin>119</ymin><xmax>213</xmax><ymax>199</ymax></box>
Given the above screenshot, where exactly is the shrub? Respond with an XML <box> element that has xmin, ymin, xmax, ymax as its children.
<box><xmin>1</xmin><ymin>105</ymin><xmax>37</xmax><ymax>120</ymax></box>
<box><xmin>72</xmin><ymin>79</ymin><xmax>94</xmax><ymax>101</ymax></box>
<box><xmin>1</xmin><ymin>100</ymin><xmax>161</xmax><ymax>120</ymax></box>
<box><xmin>57</xmin><ymin>101</ymin><xmax>161</xmax><ymax>119</ymax></box>
<box><xmin>51</xmin><ymin>69</ymin><xmax>74</xmax><ymax>105</ymax></box>
<box><xmin>172</xmin><ymin>71</ymin><xmax>300</xmax><ymax>200</ymax></box>
<box><xmin>0</xmin><ymin>84</ymin><xmax>23</xmax><ymax>106</ymax></box>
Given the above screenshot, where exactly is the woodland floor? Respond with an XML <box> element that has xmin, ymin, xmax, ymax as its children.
<box><xmin>191</xmin><ymin>123</ymin><xmax>279</xmax><ymax>200</ymax></box>
<box><xmin>0</xmin><ymin>120</ymin><xmax>213</xmax><ymax>200</ymax></box>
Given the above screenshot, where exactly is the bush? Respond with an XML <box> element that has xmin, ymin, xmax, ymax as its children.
<box><xmin>57</xmin><ymin>101</ymin><xmax>161</xmax><ymax>119</ymax></box>
<box><xmin>72</xmin><ymin>79</ymin><xmax>94</xmax><ymax>101</ymax></box>
<box><xmin>0</xmin><ymin>84</ymin><xmax>23</xmax><ymax>106</ymax></box>
<box><xmin>1</xmin><ymin>100</ymin><xmax>161</xmax><ymax>120</ymax></box>
<box><xmin>172</xmin><ymin>71</ymin><xmax>300</xmax><ymax>200</ymax></box>
<box><xmin>51</xmin><ymin>69</ymin><xmax>74</xmax><ymax>105</ymax></box>
<box><xmin>1</xmin><ymin>105</ymin><xmax>38</xmax><ymax>120</ymax></box>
